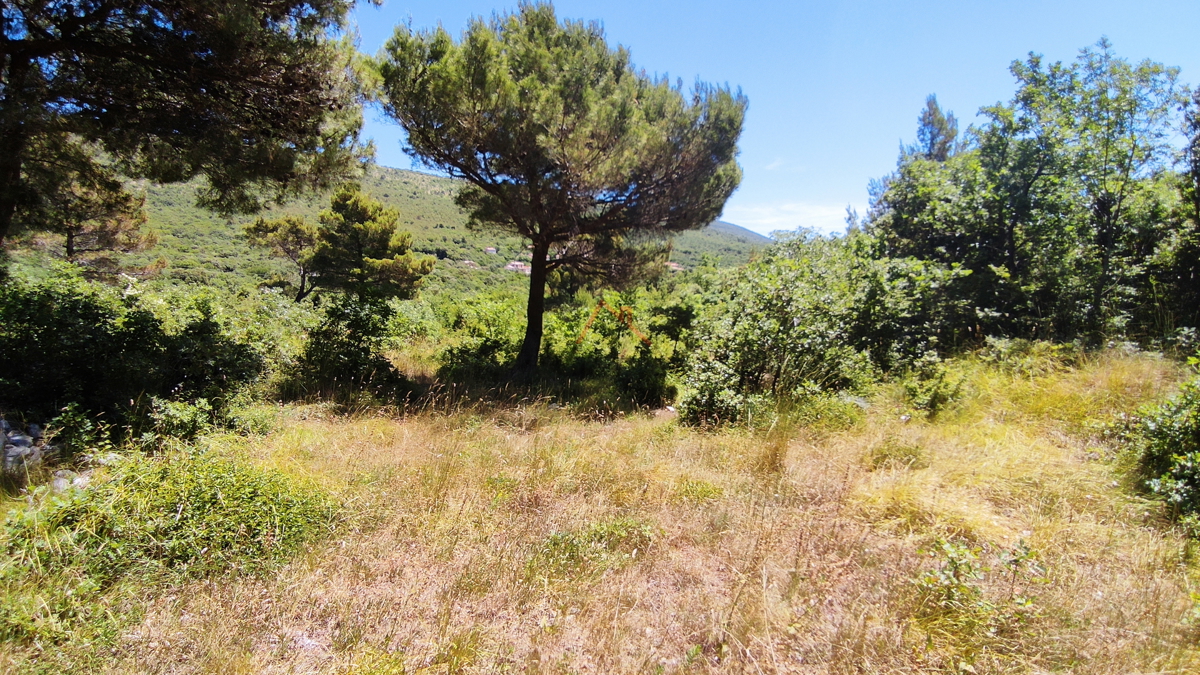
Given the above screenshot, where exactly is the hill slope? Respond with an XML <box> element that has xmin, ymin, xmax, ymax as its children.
<box><xmin>14</xmin><ymin>166</ymin><xmax>768</xmax><ymax>293</ymax></box>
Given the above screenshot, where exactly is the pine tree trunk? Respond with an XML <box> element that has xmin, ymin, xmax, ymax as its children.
<box><xmin>513</xmin><ymin>241</ymin><xmax>550</xmax><ymax>377</ymax></box>
<box><xmin>0</xmin><ymin>56</ymin><xmax>31</xmax><ymax>247</ymax></box>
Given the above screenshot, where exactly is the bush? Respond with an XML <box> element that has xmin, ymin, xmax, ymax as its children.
<box><xmin>0</xmin><ymin>276</ymin><xmax>263</xmax><ymax>423</ymax></box>
<box><xmin>284</xmin><ymin>296</ymin><xmax>406</xmax><ymax>402</ymax></box>
<box><xmin>1126</xmin><ymin>365</ymin><xmax>1200</xmax><ymax>522</ymax></box>
<box><xmin>678</xmin><ymin>232</ymin><xmax>966</xmax><ymax>425</ymax></box>
<box><xmin>436</xmin><ymin>292</ymin><xmax>525</xmax><ymax>382</ymax></box>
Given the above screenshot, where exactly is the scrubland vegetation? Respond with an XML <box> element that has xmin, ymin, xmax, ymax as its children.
<box><xmin>4</xmin><ymin>348</ymin><xmax>1200</xmax><ymax>673</ymax></box>
<box><xmin>4</xmin><ymin>2</ymin><xmax>1200</xmax><ymax>673</ymax></box>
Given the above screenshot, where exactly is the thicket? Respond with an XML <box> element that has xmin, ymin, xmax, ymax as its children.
<box><xmin>677</xmin><ymin>232</ymin><xmax>966</xmax><ymax>425</ymax></box>
<box><xmin>1122</xmin><ymin>359</ymin><xmax>1200</xmax><ymax>528</ymax></box>
<box><xmin>867</xmin><ymin>41</ymin><xmax>1200</xmax><ymax>347</ymax></box>
<box><xmin>0</xmin><ymin>274</ymin><xmax>263</xmax><ymax>430</ymax></box>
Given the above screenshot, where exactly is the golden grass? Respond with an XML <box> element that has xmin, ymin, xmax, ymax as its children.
<box><xmin>7</xmin><ymin>351</ymin><xmax>1199</xmax><ymax>674</ymax></box>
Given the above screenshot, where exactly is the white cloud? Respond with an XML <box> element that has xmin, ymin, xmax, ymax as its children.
<box><xmin>723</xmin><ymin>202</ymin><xmax>865</xmax><ymax>237</ymax></box>
<box><xmin>764</xmin><ymin>158</ymin><xmax>785</xmax><ymax>170</ymax></box>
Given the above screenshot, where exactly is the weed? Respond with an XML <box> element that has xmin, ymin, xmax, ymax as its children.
<box><xmin>675</xmin><ymin>479</ymin><xmax>724</xmax><ymax>503</ymax></box>
<box><xmin>529</xmin><ymin>518</ymin><xmax>655</xmax><ymax>581</ymax></box>
<box><xmin>867</xmin><ymin>437</ymin><xmax>929</xmax><ymax>470</ymax></box>
<box><xmin>0</xmin><ymin>450</ymin><xmax>334</xmax><ymax>645</ymax></box>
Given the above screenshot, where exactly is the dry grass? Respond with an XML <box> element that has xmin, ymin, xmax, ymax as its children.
<box><xmin>8</xmin><ymin>351</ymin><xmax>1200</xmax><ymax>674</ymax></box>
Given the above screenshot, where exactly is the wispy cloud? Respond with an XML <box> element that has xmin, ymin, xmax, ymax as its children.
<box><xmin>723</xmin><ymin>202</ymin><xmax>865</xmax><ymax>237</ymax></box>
<box><xmin>764</xmin><ymin>158</ymin><xmax>785</xmax><ymax>170</ymax></box>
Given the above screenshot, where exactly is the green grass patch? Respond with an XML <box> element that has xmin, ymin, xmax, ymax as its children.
<box><xmin>1</xmin><ymin>451</ymin><xmax>334</xmax><ymax>645</ymax></box>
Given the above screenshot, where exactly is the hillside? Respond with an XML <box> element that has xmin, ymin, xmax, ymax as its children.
<box><xmin>12</xmin><ymin>166</ymin><xmax>769</xmax><ymax>295</ymax></box>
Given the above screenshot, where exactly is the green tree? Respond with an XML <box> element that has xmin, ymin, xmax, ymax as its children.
<box><xmin>306</xmin><ymin>185</ymin><xmax>435</xmax><ymax>301</ymax></box>
<box><xmin>1065</xmin><ymin>39</ymin><xmax>1181</xmax><ymax>337</ymax></box>
<box><xmin>376</xmin><ymin>2</ymin><xmax>745</xmax><ymax>374</ymax></box>
<box><xmin>908</xmin><ymin>94</ymin><xmax>959</xmax><ymax>162</ymax></box>
<box><xmin>0</xmin><ymin>0</ymin><xmax>369</xmax><ymax>247</ymax></box>
<box><xmin>870</xmin><ymin>41</ymin><xmax>1185</xmax><ymax>342</ymax></box>
<box><xmin>244</xmin><ymin>215</ymin><xmax>320</xmax><ymax>302</ymax></box>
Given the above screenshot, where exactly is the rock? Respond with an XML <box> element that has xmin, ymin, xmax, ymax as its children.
<box><xmin>4</xmin><ymin>444</ymin><xmax>42</xmax><ymax>471</ymax></box>
<box><xmin>7</xmin><ymin>433</ymin><xmax>32</xmax><ymax>448</ymax></box>
<box><xmin>28</xmin><ymin>424</ymin><xmax>42</xmax><ymax>440</ymax></box>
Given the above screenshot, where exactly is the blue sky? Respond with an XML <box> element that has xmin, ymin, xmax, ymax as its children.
<box><xmin>351</xmin><ymin>0</ymin><xmax>1200</xmax><ymax>236</ymax></box>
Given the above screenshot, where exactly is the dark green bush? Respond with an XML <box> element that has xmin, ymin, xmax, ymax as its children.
<box><xmin>436</xmin><ymin>292</ymin><xmax>525</xmax><ymax>382</ymax></box>
<box><xmin>678</xmin><ymin>232</ymin><xmax>966</xmax><ymax>425</ymax></box>
<box><xmin>284</xmin><ymin>296</ymin><xmax>406</xmax><ymax>402</ymax></box>
<box><xmin>1127</xmin><ymin>365</ymin><xmax>1200</xmax><ymax>522</ymax></box>
<box><xmin>0</xmin><ymin>277</ymin><xmax>262</xmax><ymax>424</ymax></box>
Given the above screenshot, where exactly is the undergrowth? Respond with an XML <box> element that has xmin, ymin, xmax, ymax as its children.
<box><xmin>0</xmin><ymin>451</ymin><xmax>334</xmax><ymax>646</ymax></box>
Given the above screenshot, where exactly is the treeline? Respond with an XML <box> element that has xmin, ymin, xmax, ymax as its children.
<box><xmin>865</xmin><ymin>39</ymin><xmax>1199</xmax><ymax>347</ymax></box>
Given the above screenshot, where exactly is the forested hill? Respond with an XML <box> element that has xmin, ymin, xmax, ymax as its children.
<box><xmin>94</xmin><ymin>165</ymin><xmax>769</xmax><ymax>294</ymax></box>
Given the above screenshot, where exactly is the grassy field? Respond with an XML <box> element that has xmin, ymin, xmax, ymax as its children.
<box><xmin>5</xmin><ymin>350</ymin><xmax>1197</xmax><ymax>674</ymax></box>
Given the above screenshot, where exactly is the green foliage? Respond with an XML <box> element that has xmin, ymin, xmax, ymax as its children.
<box><xmin>675</xmin><ymin>479</ymin><xmax>724</xmax><ymax>502</ymax></box>
<box><xmin>529</xmin><ymin>518</ymin><xmax>654</xmax><ymax>581</ymax></box>
<box><xmin>678</xmin><ymin>232</ymin><xmax>966</xmax><ymax>426</ymax></box>
<box><xmin>902</xmin><ymin>352</ymin><xmax>965</xmax><ymax>418</ymax></box>
<box><xmin>285</xmin><ymin>297</ymin><xmax>406</xmax><ymax>403</ymax></box>
<box><xmin>145</xmin><ymin>398</ymin><xmax>214</xmax><ymax>444</ymax></box>
<box><xmin>0</xmin><ymin>276</ymin><xmax>263</xmax><ymax>424</ymax></box>
<box><xmin>976</xmin><ymin>337</ymin><xmax>1084</xmax><ymax>378</ymax></box>
<box><xmin>1125</xmin><ymin>364</ymin><xmax>1200</xmax><ymax>523</ymax></box>
<box><xmin>869</xmin><ymin>40</ymin><xmax>1191</xmax><ymax>344</ymax></box>
<box><xmin>436</xmin><ymin>292</ymin><xmax>527</xmax><ymax>382</ymax></box>
<box><xmin>0</xmin><ymin>451</ymin><xmax>333</xmax><ymax>643</ymax></box>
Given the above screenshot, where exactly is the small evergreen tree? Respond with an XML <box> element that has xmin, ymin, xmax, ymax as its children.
<box><xmin>307</xmin><ymin>185</ymin><xmax>435</xmax><ymax>301</ymax></box>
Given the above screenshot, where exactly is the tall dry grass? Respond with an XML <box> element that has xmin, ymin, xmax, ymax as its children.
<box><xmin>6</xmin><ymin>351</ymin><xmax>1197</xmax><ymax>674</ymax></box>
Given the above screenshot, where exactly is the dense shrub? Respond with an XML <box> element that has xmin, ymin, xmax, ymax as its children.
<box><xmin>436</xmin><ymin>292</ymin><xmax>525</xmax><ymax>382</ymax></box>
<box><xmin>678</xmin><ymin>232</ymin><xmax>966</xmax><ymax>425</ymax></box>
<box><xmin>0</xmin><ymin>277</ymin><xmax>262</xmax><ymax>423</ymax></box>
<box><xmin>1126</xmin><ymin>364</ymin><xmax>1200</xmax><ymax>523</ymax></box>
<box><xmin>284</xmin><ymin>296</ymin><xmax>406</xmax><ymax>402</ymax></box>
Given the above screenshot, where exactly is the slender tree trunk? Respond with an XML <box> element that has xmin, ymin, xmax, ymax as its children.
<box><xmin>513</xmin><ymin>240</ymin><xmax>550</xmax><ymax>377</ymax></box>
<box><xmin>65</xmin><ymin>229</ymin><xmax>77</xmax><ymax>261</ymax></box>
<box><xmin>0</xmin><ymin>56</ymin><xmax>32</xmax><ymax>247</ymax></box>
<box><xmin>295</xmin><ymin>268</ymin><xmax>313</xmax><ymax>302</ymax></box>
<box><xmin>1089</xmin><ymin>193</ymin><xmax>1116</xmax><ymax>343</ymax></box>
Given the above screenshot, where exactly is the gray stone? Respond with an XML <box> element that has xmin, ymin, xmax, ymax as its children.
<box><xmin>4</xmin><ymin>444</ymin><xmax>42</xmax><ymax>471</ymax></box>
<box><xmin>7</xmin><ymin>433</ymin><xmax>32</xmax><ymax>448</ymax></box>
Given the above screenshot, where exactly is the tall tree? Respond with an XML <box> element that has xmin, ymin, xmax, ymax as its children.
<box><xmin>870</xmin><ymin>41</ymin><xmax>1184</xmax><ymax>342</ymax></box>
<box><xmin>0</xmin><ymin>0</ymin><xmax>369</xmax><ymax>247</ymax></box>
<box><xmin>376</xmin><ymin>2</ymin><xmax>745</xmax><ymax>375</ymax></box>
<box><xmin>1065</xmin><ymin>39</ymin><xmax>1180</xmax><ymax>337</ymax></box>
<box><xmin>909</xmin><ymin>94</ymin><xmax>958</xmax><ymax>161</ymax></box>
